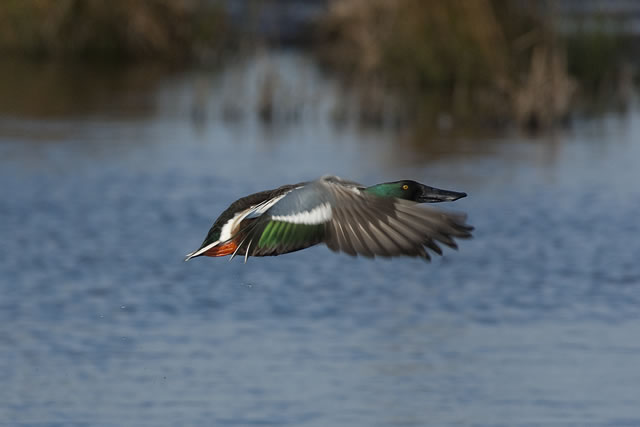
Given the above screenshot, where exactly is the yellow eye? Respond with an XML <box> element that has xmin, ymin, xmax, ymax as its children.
<box><xmin>402</xmin><ymin>184</ymin><xmax>409</xmax><ymax>190</ymax></box>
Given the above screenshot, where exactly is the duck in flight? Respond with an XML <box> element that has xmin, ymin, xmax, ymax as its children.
<box><xmin>185</xmin><ymin>176</ymin><xmax>473</xmax><ymax>262</ymax></box>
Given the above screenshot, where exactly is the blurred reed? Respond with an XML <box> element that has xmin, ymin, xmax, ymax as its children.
<box><xmin>0</xmin><ymin>0</ymin><xmax>634</xmax><ymax>131</ymax></box>
<box><xmin>315</xmin><ymin>0</ymin><xmax>635</xmax><ymax>130</ymax></box>
<box><xmin>0</xmin><ymin>0</ymin><xmax>229</xmax><ymax>61</ymax></box>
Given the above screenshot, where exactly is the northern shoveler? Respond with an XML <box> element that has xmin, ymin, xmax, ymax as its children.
<box><xmin>185</xmin><ymin>175</ymin><xmax>473</xmax><ymax>262</ymax></box>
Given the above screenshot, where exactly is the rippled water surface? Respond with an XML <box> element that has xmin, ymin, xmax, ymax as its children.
<box><xmin>1</xmin><ymin>52</ymin><xmax>640</xmax><ymax>427</ymax></box>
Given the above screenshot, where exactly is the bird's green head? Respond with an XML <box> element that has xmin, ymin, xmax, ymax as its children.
<box><xmin>365</xmin><ymin>180</ymin><xmax>467</xmax><ymax>203</ymax></box>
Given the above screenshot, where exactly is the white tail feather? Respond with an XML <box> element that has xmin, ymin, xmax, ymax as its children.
<box><xmin>184</xmin><ymin>240</ymin><xmax>220</xmax><ymax>261</ymax></box>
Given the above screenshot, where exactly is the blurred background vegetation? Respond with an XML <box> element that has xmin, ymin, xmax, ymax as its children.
<box><xmin>0</xmin><ymin>0</ymin><xmax>636</xmax><ymax>131</ymax></box>
<box><xmin>0</xmin><ymin>0</ymin><xmax>230</xmax><ymax>61</ymax></box>
<box><xmin>315</xmin><ymin>0</ymin><xmax>637</xmax><ymax>130</ymax></box>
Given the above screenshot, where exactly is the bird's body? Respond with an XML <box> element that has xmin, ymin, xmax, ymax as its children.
<box><xmin>185</xmin><ymin>175</ymin><xmax>473</xmax><ymax>262</ymax></box>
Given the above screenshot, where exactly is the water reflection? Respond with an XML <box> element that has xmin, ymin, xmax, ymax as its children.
<box><xmin>0</xmin><ymin>59</ymin><xmax>182</xmax><ymax>119</ymax></box>
<box><xmin>3</xmin><ymin>50</ymin><xmax>633</xmax><ymax>171</ymax></box>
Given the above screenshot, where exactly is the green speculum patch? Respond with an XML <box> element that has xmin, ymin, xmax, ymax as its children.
<box><xmin>258</xmin><ymin>221</ymin><xmax>323</xmax><ymax>248</ymax></box>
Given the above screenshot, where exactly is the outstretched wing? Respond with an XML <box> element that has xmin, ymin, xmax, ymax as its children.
<box><xmin>320</xmin><ymin>178</ymin><xmax>473</xmax><ymax>260</ymax></box>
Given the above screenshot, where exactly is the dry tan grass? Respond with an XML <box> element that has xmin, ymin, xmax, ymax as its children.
<box><xmin>0</xmin><ymin>0</ymin><xmax>228</xmax><ymax>60</ymax></box>
<box><xmin>317</xmin><ymin>0</ymin><xmax>579</xmax><ymax>129</ymax></box>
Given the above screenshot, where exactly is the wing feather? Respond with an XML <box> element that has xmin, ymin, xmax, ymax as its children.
<box><xmin>319</xmin><ymin>178</ymin><xmax>472</xmax><ymax>260</ymax></box>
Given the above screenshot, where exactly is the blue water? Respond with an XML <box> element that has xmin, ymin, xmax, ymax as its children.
<box><xmin>2</xmin><ymin>53</ymin><xmax>640</xmax><ymax>426</ymax></box>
